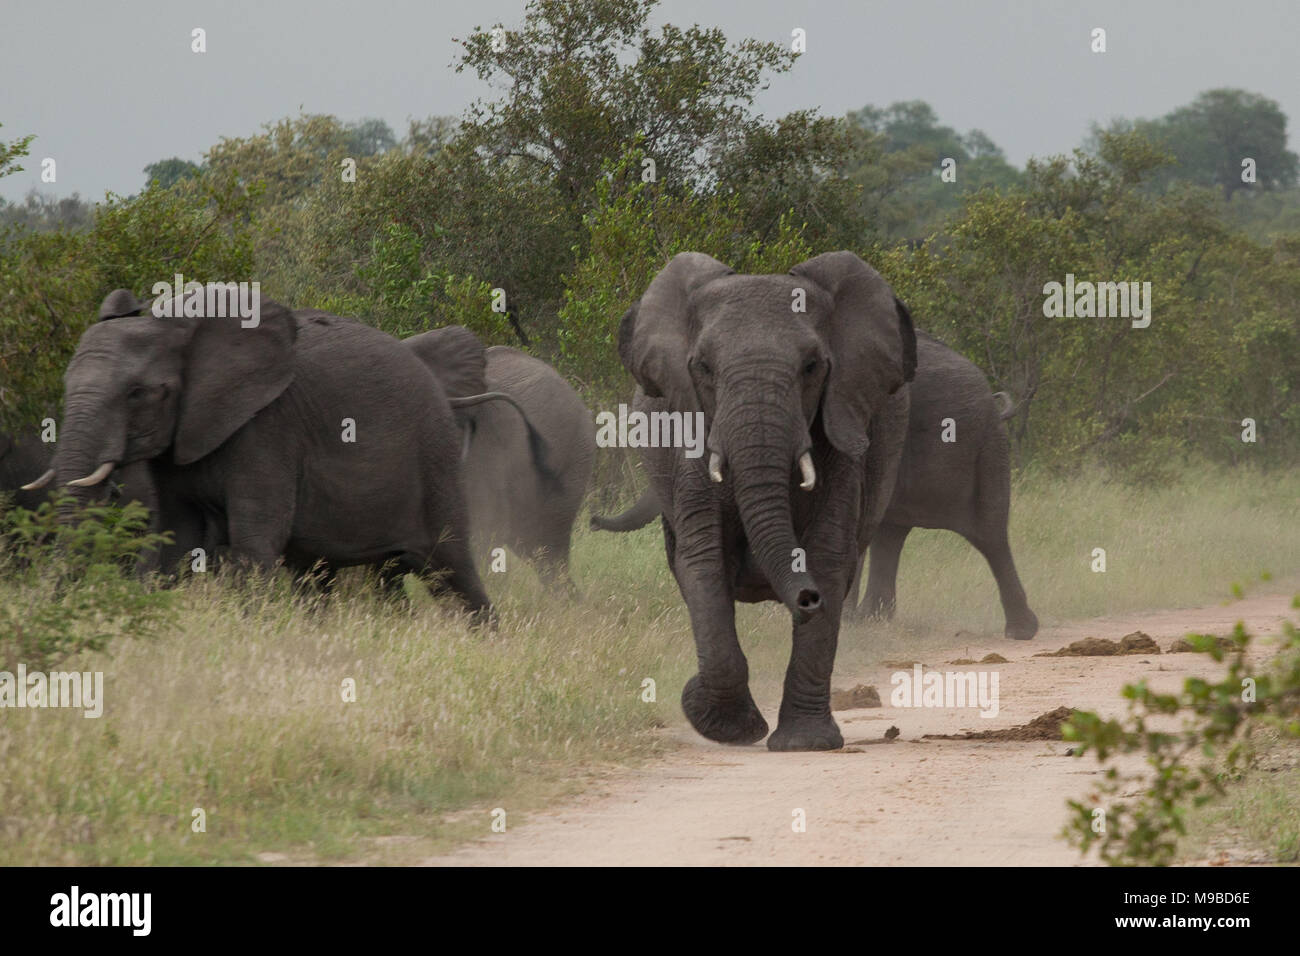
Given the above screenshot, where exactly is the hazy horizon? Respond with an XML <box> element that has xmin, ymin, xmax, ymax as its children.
<box><xmin>3</xmin><ymin>0</ymin><xmax>1298</xmax><ymax>202</ymax></box>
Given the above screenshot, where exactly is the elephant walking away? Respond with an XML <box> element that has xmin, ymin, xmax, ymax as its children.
<box><xmin>591</xmin><ymin>331</ymin><xmax>1038</xmax><ymax>640</ymax></box>
<box><xmin>405</xmin><ymin>330</ymin><xmax>594</xmax><ymax>585</ymax></box>
<box><xmin>39</xmin><ymin>288</ymin><xmax>492</xmax><ymax>618</ymax></box>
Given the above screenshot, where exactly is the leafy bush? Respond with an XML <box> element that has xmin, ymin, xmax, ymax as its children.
<box><xmin>0</xmin><ymin>497</ymin><xmax>174</xmax><ymax>670</ymax></box>
<box><xmin>0</xmin><ymin>171</ymin><xmax>259</xmax><ymax>433</ymax></box>
<box><xmin>1064</xmin><ymin>620</ymin><xmax>1300</xmax><ymax>864</ymax></box>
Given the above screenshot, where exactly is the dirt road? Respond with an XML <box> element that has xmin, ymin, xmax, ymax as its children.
<box><xmin>424</xmin><ymin>591</ymin><xmax>1297</xmax><ymax>866</ymax></box>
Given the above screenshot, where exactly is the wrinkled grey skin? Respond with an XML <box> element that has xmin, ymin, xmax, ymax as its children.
<box><xmin>466</xmin><ymin>346</ymin><xmax>593</xmax><ymax>583</ymax></box>
<box><xmin>404</xmin><ymin>331</ymin><xmax>594</xmax><ymax>584</ymax></box>
<box><xmin>49</xmin><ymin>289</ymin><xmax>492</xmax><ymax>618</ymax></box>
<box><xmin>847</xmin><ymin>333</ymin><xmax>1038</xmax><ymax>639</ymax></box>
<box><xmin>593</xmin><ymin>333</ymin><xmax>1038</xmax><ymax>640</ymax></box>
<box><xmin>3</xmin><ymin>427</ymin><xmax>160</xmax><ymax>572</ymax></box>
<box><xmin>619</xmin><ymin>251</ymin><xmax>916</xmax><ymax>752</ymax></box>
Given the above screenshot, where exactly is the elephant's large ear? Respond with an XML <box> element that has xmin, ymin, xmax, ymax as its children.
<box><xmin>618</xmin><ymin>252</ymin><xmax>734</xmax><ymax>410</ymax></box>
<box><xmin>172</xmin><ymin>298</ymin><xmax>298</xmax><ymax>465</ymax></box>
<box><xmin>404</xmin><ymin>325</ymin><xmax>487</xmax><ymax>398</ymax></box>
<box><xmin>790</xmin><ymin>252</ymin><xmax>917</xmax><ymax>457</ymax></box>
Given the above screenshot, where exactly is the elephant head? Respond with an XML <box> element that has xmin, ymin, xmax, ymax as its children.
<box><xmin>618</xmin><ymin>251</ymin><xmax>915</xmax><ymax>619</ymax></box>
<box><xmin>50</xmin><ymin>287</ymin><xmax>297</xmax><ymax>501</ymax></box>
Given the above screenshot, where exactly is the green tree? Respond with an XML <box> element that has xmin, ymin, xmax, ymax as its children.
<box><xmin>1091</xmin><ymin>90</ymin><xmax>1300</xmax><ymax>201</ymax></box>
<box><xmin>0</xmin><ymin>122</ymin><xmax>34</xmax><ymax>180</ymax></box>
<box><xmin>142</xmin><ymin>157</ymin><xmax>202</xmax><ymax>190</ymax></box>
<box><xmin>844</xmin><ymin>101</ymin><xmax>1022</xmax><ymax>240</ymax></box>
<box><xmin>0</xmin><ymin>171</ymin><xmax>259</xmax><ymax>432</ymax></box>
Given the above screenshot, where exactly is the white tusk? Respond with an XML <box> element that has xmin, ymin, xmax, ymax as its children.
<box><xmin>21</xmin><ymin>468</ymin><xmax>55</xmax><ymax>491</ymax></box>
<box><xmin>67</xmin><ymin>462</ymin><xmax>115</xmax><ymax>487</ymax></box>
<box><xmin>798</xmin><ymin>452</ymin><xmax>816</xmax><ymax>491</ymax></box>
<box><xmin>708</xmin><ymin>451</ymin><xmax>724</xmax><ymax>483</ymax></box>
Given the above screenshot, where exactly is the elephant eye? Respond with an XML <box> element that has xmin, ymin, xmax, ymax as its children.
<box><xmin>695</xmin><ymin>358</ymin><xmax>713</xmax><ymax>377</ymax></box>
<box><xmin>803</xmin><ymin>358</ymin><xmax>819</xmax><ymax>375</ymax></box>
<box><xmin>128</xmin><ymin>385</ymin><xmax>147</xmax><ymax>400</ymax></box>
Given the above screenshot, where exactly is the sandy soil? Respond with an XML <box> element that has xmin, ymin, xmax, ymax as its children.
<box><xmin>422</xmin><ymin>591</ymin><xmax>1297</xmax><ymax>866</ymax></box>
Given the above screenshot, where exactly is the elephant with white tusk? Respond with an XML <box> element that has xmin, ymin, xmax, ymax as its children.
<box><xmin>44</xmin><ymin>288</ymin><xmax>494</xmax><ymax>619</ymax></box>
<box><xmin>592</xmin><ymin>331</ymin><xmax>1038</xmax><ymax>641</ymax></box>
<box><xmin>616</xmin><ymin>251</ymin><xmax>917</xmax><ymax>751</ymax></box>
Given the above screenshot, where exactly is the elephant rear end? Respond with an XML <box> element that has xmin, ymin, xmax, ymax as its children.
<box><xmin>467</xmin><ymin>346</ymin><xmax>594</xmax><ymax>578</ymax></box>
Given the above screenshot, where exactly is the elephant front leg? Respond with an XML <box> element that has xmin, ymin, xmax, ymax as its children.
<box><xmin>671</xmin><ymin>539</ymin><xmax>767</xmax><ymax>745</ymax></box>
<box><xmin>224</xmin><ymin>484</ymin><xmax>294</xmax><ymax>573</ymax></box>
<box><xmin>768</xmin><ymin>568</ymin><xmax>846</xmax><ymax>752</ymax></box>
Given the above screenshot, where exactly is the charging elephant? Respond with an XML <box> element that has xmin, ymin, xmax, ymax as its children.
<box><xmin>36</xmin><ymin>287</ymin><xmax>493</xmax><ymax>618</ymax></box>
<box><xmin>592</xmin><ymin>332</ymin><xmax>1038</xmax><ymax>640</ymax></box>
<box><xmin>404</xmin><ymin>331</ymin><xmax>594</xmax><ymax>585</ymax></box>
<box><xmin>618</xmin><ymin>251</ymin><xmax>915</xmax><ymax>751</ymax></box>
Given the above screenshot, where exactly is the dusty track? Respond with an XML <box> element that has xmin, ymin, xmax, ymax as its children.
<box><xmin>424</xmin><ymin>591</ymin><xmax>1297</xmax><ymax>866</ymax></box>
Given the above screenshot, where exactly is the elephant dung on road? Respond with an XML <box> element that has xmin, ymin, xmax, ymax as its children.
<box><xmin>405</xmin><ymin>328</ymin><xmax>594</xmax><ymax>585</ymax></box>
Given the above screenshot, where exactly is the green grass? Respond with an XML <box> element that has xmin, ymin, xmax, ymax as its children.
<box><xmin>1</xmin><ymin>463</ymin><xmax>1298</xmax><ymax>864</ymax></box>
<box><xmin>1177</xmin><ymin>741</ymin><xmax>1300</xmax><ymax>864</ymax></box>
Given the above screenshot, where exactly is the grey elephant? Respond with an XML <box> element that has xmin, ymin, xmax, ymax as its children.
<box><xmin>404</xmin><ymin>329</ymin><xmax>594</xmax><ymax>584</ymax></box>
<box><xmin>593</xmin><ymin>333</ymin><xmax>1038</xmax><ymax>640</ymax></box>
<box><xmin>618</xmin><ymin>251</ymin><xmax>916</xmax><ymax>751</ymax></box>
<box><xmin>9</xmin><ymin>287</ymin><xmax>170</xmax><ymax>530</ymax></box>
<box><xmin>39</xmin><ymin>287</ymin><xmax>493</xmax><ymax>617</ymax></box>
<box><xmin>846</xmin><ymin>334</ymin><xmax>1037</xmax><ymax>638</ymax></box>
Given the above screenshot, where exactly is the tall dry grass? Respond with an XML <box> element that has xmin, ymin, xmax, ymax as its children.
<box><xmin>1</xmin><ymin>464</ymin><xmax>1297</xmax><ymax>863</ymax></box>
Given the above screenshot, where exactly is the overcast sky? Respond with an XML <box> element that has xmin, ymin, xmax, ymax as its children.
<box><xmin>2</xmin><ymin>0</ymin><xmax>1297</xmax><ymax>202</ymax></box>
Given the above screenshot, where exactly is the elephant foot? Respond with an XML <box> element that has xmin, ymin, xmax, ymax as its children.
<box><xmin>681</xmin><ymin>675</ymin><xmax>769</xmax><ymax>745</ymax></box>
<box><xmin>1005</xmin><ymin>609</ymin><xmax>1039</xmax><ymax>641</ymax></box>
<box><xmin>767</xmin><ymin>713</ymin><xmax>843</xmax><ymax>752</ymax></box>
<box><xmin>858</xmin><ymin>594</ymin><xmax>896</xmax><ymax>622</ymax></box>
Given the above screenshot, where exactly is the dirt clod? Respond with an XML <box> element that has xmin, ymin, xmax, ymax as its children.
<box><xmin>1034</xmin><ymin>631</ymin><xmax>1160</xmax><ymax>657</ymax></box>
<box><xmin>923</xmin><ymin>706</ymin><xmax>1075</xmax><ymax>741</ymax></box>
<box><xmin>831</xmin><ymin>684</ymin><xmax>882</xmax><ymax>710</ymax></box>
<box><xmin>884</xmin><ymin>725</ymin><xmax>900</xmax><ymax>740</ymax></box>
<box><xmin>948</xmin><ymin>652</ymin><xmax>1009</xmax><ymax>665</ymax></box>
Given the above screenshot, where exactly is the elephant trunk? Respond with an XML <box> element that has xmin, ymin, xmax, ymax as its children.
<box><xmin>715</xmin><ymin>384</ymin><xmax>821</xmax><ymax>624</ymax></box>
<box><xmin>52</xmin><ymin>396</ymin><xmax>125</xmax><ymax>511</ymax></box>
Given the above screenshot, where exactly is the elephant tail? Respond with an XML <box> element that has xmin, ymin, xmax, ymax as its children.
<box><xmin>992</xmin><ymin>391</ymin><xmax>1020</xmax><ymax>422</ymax></box>
<box><xmin>447</xmin><ymin>391</ymin><xmax>558</xmax><ymax>482</ymax></box>
<box><xmin>590</xmin><ymin>487</ymin><xmax>661</xmax><ymax>532</ymax></box>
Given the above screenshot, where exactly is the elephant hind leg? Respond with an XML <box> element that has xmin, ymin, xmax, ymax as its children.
<box><xmin>964</xmin><ymin>529</ymin><xmax>1037</xmax><ymax>640</ymax></box>
<box><xmin>861</xmin><ymin>524</ymin><xmax>911</xmax><ymax>620</ymax></box>
<box><xmin>421</xmin><ymin>538</ymin><xmax>494</xmax><ymax>626</ymax></box>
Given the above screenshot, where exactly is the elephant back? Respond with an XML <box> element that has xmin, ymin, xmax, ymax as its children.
<box><xmin>403</xmin><ymin>326</ymin><xmax>488</xmax><ymax>399</ymax></box>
